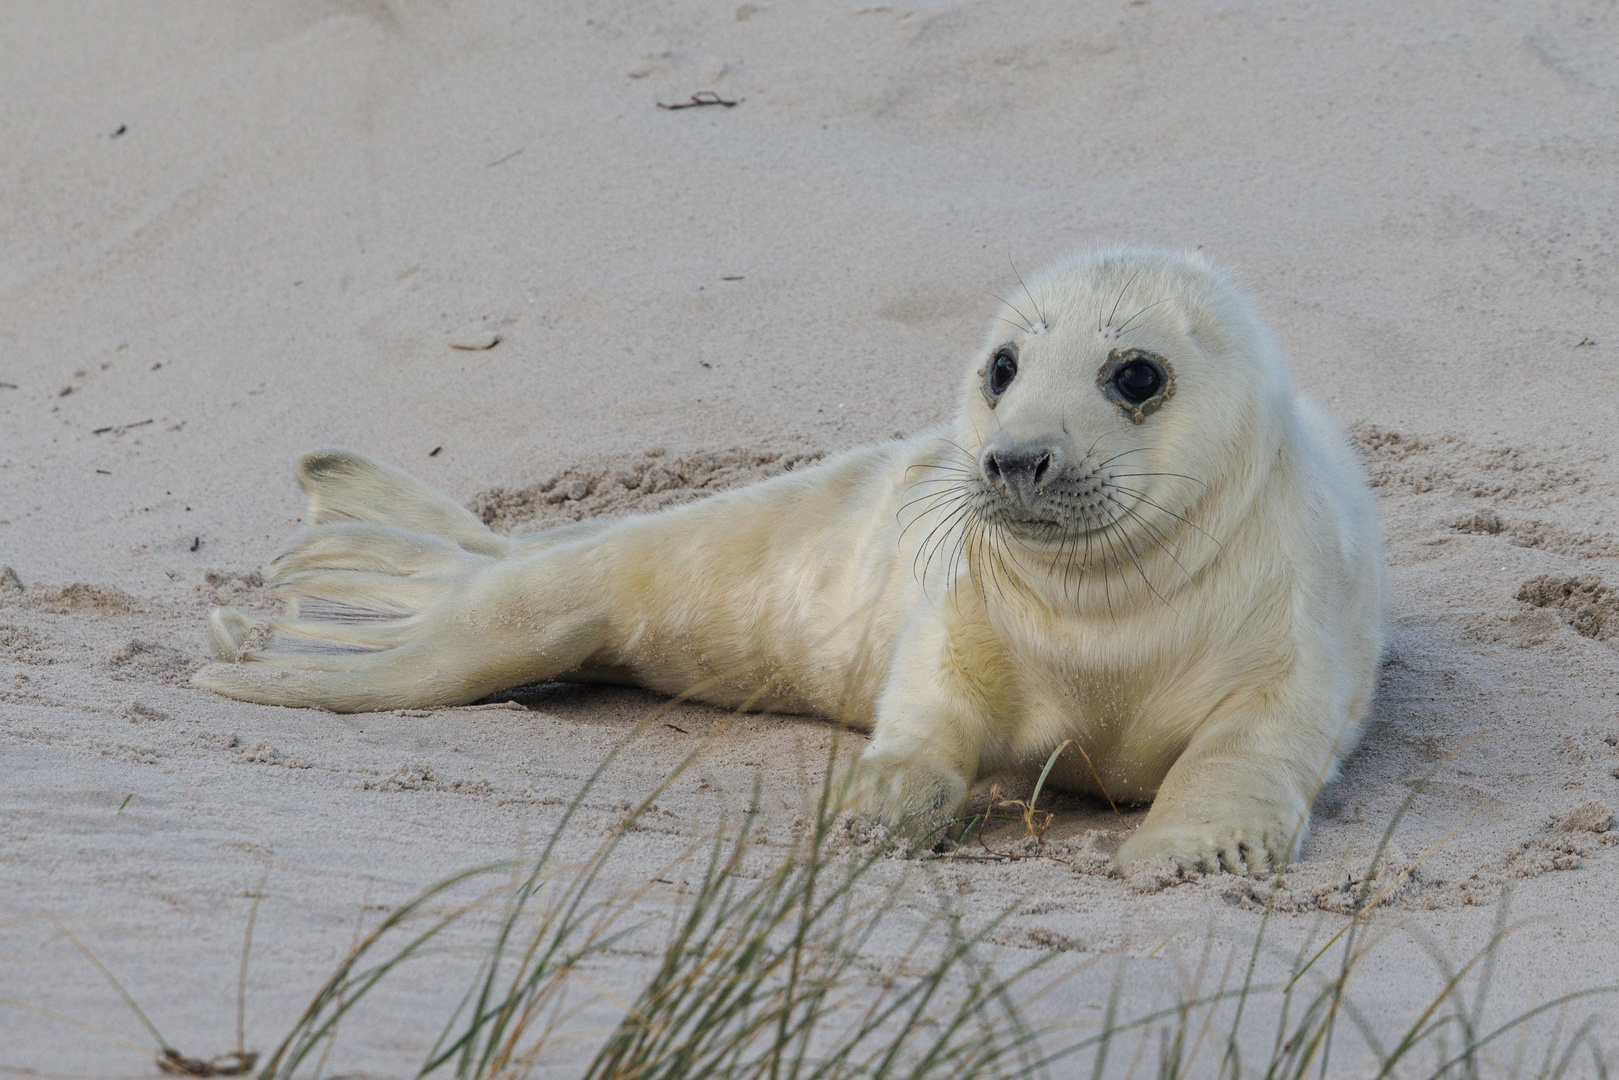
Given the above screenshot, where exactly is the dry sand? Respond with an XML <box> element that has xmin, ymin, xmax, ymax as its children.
<box><xmin>3</xmin><ymin>0</ymin><xmax>1618</xmax><ymax>1074</ymax></box>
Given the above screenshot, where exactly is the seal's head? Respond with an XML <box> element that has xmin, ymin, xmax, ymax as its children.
<box><xmin>952</xmin><ymin>248</ymin><xmax>1293</xmax><ymax>605</ymax></box>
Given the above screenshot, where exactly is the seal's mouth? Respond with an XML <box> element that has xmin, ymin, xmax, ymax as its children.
<box><xmin>977</xmin><ymin>506</ymin><xmax>1102</xmax><ymax>544</ymax></box>
<box><xmin>1000</xmin><ymin>514</ymin><xmax>1068</xmax><ymax>536</ymax></box>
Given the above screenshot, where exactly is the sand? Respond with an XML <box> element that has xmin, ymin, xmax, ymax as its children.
<box><xmin>3</xmin><ymin>0</ymin><xmax>1618</xmax><ymax>1074</ymax></box>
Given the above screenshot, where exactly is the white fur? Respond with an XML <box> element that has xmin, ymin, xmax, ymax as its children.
<box><xmin>194</xmin><ymin>248</ymin><xmax>1383</xmax><ymax>876</ymax></box>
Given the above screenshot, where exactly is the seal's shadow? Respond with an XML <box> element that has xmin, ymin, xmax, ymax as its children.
<box><xmin>1311</xmin><ymin>621</ymin><xmax>1505</xmax><ymax>854</ymax></box>
<box><xmin>478</xmin><ymin>653</ymin><xmax>1482</xmax><ymax>862</ymax></box>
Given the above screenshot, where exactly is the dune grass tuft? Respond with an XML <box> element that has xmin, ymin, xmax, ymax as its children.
<box><xmin>16</xmin><ymin>724</ymin><xmax>1616</xmax><ymax>1079</ymax></box>
<box><xmin>247</xmin><ymin>728</ymin><xmax>1615</xmax><ymax>1080</ymax></box>
<box><xmin>255</xmin><ymin>723</ymin><xmax>1056</xmax><ymax>1080</ymax></box>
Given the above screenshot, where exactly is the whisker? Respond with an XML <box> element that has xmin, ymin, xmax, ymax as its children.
<box><xmin>897</xmin><ymin>492</ymin><xmax>969</xmax><ymax>545</ymax></box>
<box><xmin>1109</xmin><ymin>494</ymin><xmax>1188</xmax><ymax>564</ymax></box>
<box><xmin>904</xmin><ymin>468</ymin><xmax>975</xmax><ymax>484</ymax></box>
<box><xmin>993</xmin><ymin>313</ymin><xmax>1031</xmax><ymax>337</ymax></box>
<box><xmin>905</xmin><ymin>480</ymin><xmax>974</xmax><ymax>498</ymax></box>
<box><xmin>1096</xmin><ymin>524</ymin><xmax>1119</xmax><ymax>621</ymax></box>
<box><xmin>1097</xmin><ymin>522</ymin><xmax>1129</xmax><ymax>605</ymax></box>
<box><xmin>1115</xmin><ymin>296</ymin><xmax>1173</xmax><ymax>336</ymax></box>
<box><xmin>1104</xmin><ymin>483</ymin><xmax>1221</xmax><ymax>546</ymax></box>
<box><xmin>988</xmin><ymin>522</ymin><xmax>1015</xmax><ymax>604</ymax></box>
<box><xmin>1133</xmin><ymin>538</ymin><xmax>1177</xmax><ymax>611</ymax></box>
<box><xmin>937</xmin><ymin>438</ymin><xmax>982</xmax><ymax>465</ymax></box>
<box><xmin>1109</xmin><ymin>512</ymin><xmax>1177</xmax><ymax>611</ymax></box>
<box><xmin>956</xmin><ymin>506</ymin><xmax>993</xmax><ymax>608</ymax></box>
<box><xmin>963</xmin><ymin>519</ymin><xmax>987</xmax><ymax>608</ymax></box>
<box><xmin>1011</xmin><ymin>257</ymin><xmax>1047</xmax><ymax>329</ymax></box>
<box><xmin>1053</xmin><ymin>514</ymin><xmax>1078</xmax><ymax>587</ymax></box>
<box><xmin>1109</xmin><ymin>471</ymin><xmax>1207</xmax><ymax>486</ymax></box>
<box><xmin>949</xmin><ymin>517</ymin><xmax>971</xmax><ymax>604</ymax></box>
<box><xmin>1105</xmin><ymin>267</ymin><xmax>1143</xmax><ymax>331</ymax></box>
<box><xmin>904</xmin><ymin>472</ymin><xmax>976</xmax><ymax>487</ymax></box>
<box><xmin>899</xmin><ymin>482</ymin><xmax>971</xmax><ymax>506</ymax></box>
<box><xmin>951</xmin><ymin>524</ymin><xmax>983</xmax><ymax>603</ymax></box>
<box><xmin>1080</xmin><ymin>517</ymin><xmax>1097</xmax><ymax>591</ymax></box>
<box><xmin>989</xmin><ymin>292</ymin><xmax>1035</xmax><ymax>335</ymax></box>
<box><xmin>1082</xmin><ymin>432</ymin><xmax>1107</xmax><ymax>464</ymax></box>
<box><xmin>1094</xmin><ymin>446</ymin><xmax>1156</xmax><ymax>469</ymax></box>
<box><xmin>897</xmin><ymin>485</ymin><xmax>969</xmax><ymax>516</ymax></box>
<box><xmin>916</xmin><ymin>499</ymin><xmax>977</xmax><ymax>593</ymax></box>
<box><xmin>1112</xmin><ymin>498</ymin><xmax>1196</xmax><ymax>589</ymax></box>
<box><xmin>905</xmin><ymin>461</ymin><xmax>976</xmax><ymax>476</ymax></box>
<box><xmin>1064</xmin><ymin>514</ymin><xmax>1087</xmax><ymax>592</ymax></box>
<box><xmin>916</xmin><ymin>517</ymin><xmax>968</xmax><ymax>595</ymax></box>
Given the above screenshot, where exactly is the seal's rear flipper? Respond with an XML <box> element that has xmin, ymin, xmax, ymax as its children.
<box><xmin>190</xmin><ymin>526</ymin><xmax>495</xmax><ymax>711</ymax></box>
<box><xmin>190</xmin><ymin>518</ymin><xmax>607</xmax><ymax>712</ymax></box>
<box><xmin>207</xmin><ymin>605</ymin><xmax>252</xmax><ymax>661</ymax></box>
<box><xmin>192</xmin><ymin>655</ymin><xmax>443</xmax><ymax>713</ymax></box>
<box><xmin>296</xmin><ymin>448</ymin><xmax>508</xmax><ymax>556</ymax></box>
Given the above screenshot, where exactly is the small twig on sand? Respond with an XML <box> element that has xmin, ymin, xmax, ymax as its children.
<box><xmin>657</xmin><ymin>91</ymin><xmax>741</xmax><ymax>110</ymax></box>
<box><xmin>156</xmin><ymin>1048</ymin><xmax>258</xmax><ymax>1076</ymax></box>
<box><xmin>45</xmin><ymin>911</ymin><xmax>259</xmax><ymax>1076</ymax></box>
<box><xmin>484</xmin><ymin>147</ymin><xmax>525</xmax><ymax>168</ymax></box>
<box><xmin>92</xmin><ymin>418</ymin><xmax>154</xmax><ymax>435</ymax></box>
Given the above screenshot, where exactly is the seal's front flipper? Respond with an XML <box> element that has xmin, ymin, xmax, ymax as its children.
<box><xmin>296</xmin><ymin>448</ymin><xmax>509</xmax><ymax>556</ymax></box>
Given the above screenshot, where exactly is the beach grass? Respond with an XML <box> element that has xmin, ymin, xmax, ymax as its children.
<box><xmin>237</xmin><ymin>731</ymin><xmax>1614</xmax><ymax>1080</ymax></box>
<box><xmin>21</xmin><ymin>726</ymin><xmax>1615</xmax><ymax>1079</ymax></box>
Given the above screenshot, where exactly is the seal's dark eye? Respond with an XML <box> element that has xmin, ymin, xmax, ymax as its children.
<box><xmin>1097</xmin><ymin>348</ymin><xmax>1175</xmax><ymax>423</ymax></box>
<box><xmin>1113</xmin><ymin>361</ymin><xmax>1162</xmax><ymax>404</ymax></box>
<box><xmin>985</xmin><ymin>347</ymin><xmax>1018</xmax><ymax>401</ymax></box>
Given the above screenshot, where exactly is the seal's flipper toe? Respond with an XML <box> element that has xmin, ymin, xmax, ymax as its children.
<box><xmin>295</xmin><ymin>448</ymin><xmax>507</xmax><ymax>555</ymax></box>
<box><xmin>269</xmin><ymin>524</ymin><xmax>476</xmax><ymax>579</ymax></box>
<box><xmin>191</xmin><ymin>659</ymin><xmax>413</xmax><ymax>712</ymax></box>
<box><xmin>207</xmin><ymin>606</ymin><xmax>252</xmax><ymax>661</ymax></box>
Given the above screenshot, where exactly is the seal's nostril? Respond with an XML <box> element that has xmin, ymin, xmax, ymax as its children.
<box><xmin>1033</xmin><ymin>453</ymin><xmax>1052</xmax><ymax>485</ymax></box>
<box><xmin>984</xmin><ymin>453</ymin><xmax>1002</xmax><ymax>480</ymax></box>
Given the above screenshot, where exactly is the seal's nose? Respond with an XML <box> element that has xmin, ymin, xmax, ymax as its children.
<box><xmin>981</xmin><ymin>442</ymin><xmax>1061</xmax><ymax>509</ymax></box>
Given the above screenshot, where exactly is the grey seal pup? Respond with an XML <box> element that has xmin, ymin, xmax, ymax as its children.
<box><xmin>195</xmin><ymin>247</ymin><xmax>1383</xmax><ymax>875</ymax></box>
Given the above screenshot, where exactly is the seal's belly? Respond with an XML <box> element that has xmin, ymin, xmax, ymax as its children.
<box><xmin>571</xmin><ymin>445</ymin><xmax>920</xmax><ymax>728</ymax></box>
